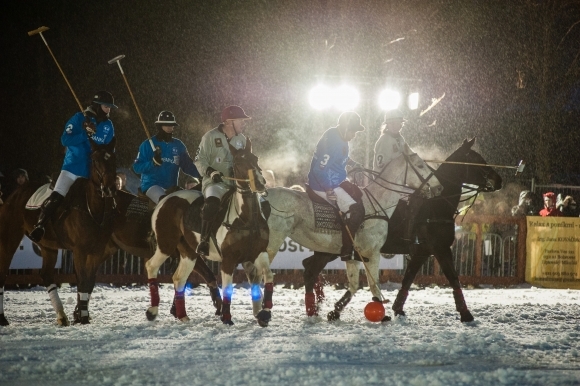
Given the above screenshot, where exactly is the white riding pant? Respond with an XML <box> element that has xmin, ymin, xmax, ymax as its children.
<box><xmin>204</xmin><ymin>183</ymin><xmax>229</xmax><ymax>200</ymax></box>
<box><xmin>53</xmin><ymin>170</ymin><xmax>81</xmax><ymax>197</ymax></box>
<box><xmin>145</xmin><ymin>185</ymin><xmax>166</xmax><ymax>204</ymax></box>
<box><xmin>314</xmin><ymin>187</ymin><xmax>356</xmax><ymax>213</ymax></box>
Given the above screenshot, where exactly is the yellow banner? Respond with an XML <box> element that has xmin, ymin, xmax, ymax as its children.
<box><xmin>526</xmin><ymin>216</ymin><xmax>580</xmax><ymax>289</ymax></box>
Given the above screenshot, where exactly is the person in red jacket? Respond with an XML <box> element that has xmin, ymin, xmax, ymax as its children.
<box><xmin>539</xmin><ymin>192</ymin><xmax>563</xmax><ymax>217</ymax></box>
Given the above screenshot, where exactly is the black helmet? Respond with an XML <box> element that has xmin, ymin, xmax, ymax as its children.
<box><xmin>155</xmin><ymin>111</ymin><xmax>179</xmax><ymax>126</ymax></box>
<box><xmin>92</xmin><ymin>91</ymin><xmax>118</xmax><ymax>108</ymax></box>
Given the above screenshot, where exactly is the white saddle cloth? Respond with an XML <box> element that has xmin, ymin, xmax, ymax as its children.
<box><xmin>26</xmin><ymin>183</ymin><xmax>52</xmax><ymax>210</ymax></box>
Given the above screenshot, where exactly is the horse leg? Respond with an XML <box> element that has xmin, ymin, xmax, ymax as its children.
<box><xmin>144</xmin><ymin>247</ymin><xmax>171</xmax><ymax>321</ymax></box>
<box><xmin>72</xmin><ymin>253</ymin><xmax>101</xmax><ymax>325</ymax></box>
<box><xmin>303</xmin><ymin>252</ymin><xmax>336</xmax><ymax>317</ymax></box>
<box><xmin>39</xmin><ymin>248</ymin><xmax>69</xmax><ymax>326</ymax></box>
<box><xmin>362</xmin><ymin>252</ymin><xmax>391</xmax><ymax>322</ymax></box>
<box><xmin>327</xmin><ymin>260</ymin><xmax>360</xmax><ymax>321</ymax></box>
<box><xmin>435</xmin><ymin>247</ymin><xmax>474</xmax><ymax>322</ymax></box>
<box><xmin>392</xmin><ymin>254</ymin><xmax>429</xmax><ymax>317</ymax></box>
<box><xmin>253</xmin><ymin>251</ymin><xmax>274</xmax><ymax>327</ymax></box>
<box><xmin>171</xmin><ymin>254</ymin><xmax>196</xmax><ymax>322</ymax></box>
<box><xmin>242</xmin><ymin>261</ymin><xmax>263</xmax><ymax>317</ymax></box>
<box><xmin>219</xmin><ymin>267</ymin><xmax>235</xmax><ymax>326</ymax></box>
<box><xmin>192</xmin><ymin>257</ymin><xmax>222</xmax><ymax>315</ymax></box>
<box><xmin>0</xmin><ymin>222</ymin><xmax>25</xmax><ymax>326</ymax></box>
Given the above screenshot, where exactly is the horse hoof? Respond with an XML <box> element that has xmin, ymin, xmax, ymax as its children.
<box><xmin>146</xmin><ymin>307</ymin><xmax>158</xmax><ymax>321</ymax></box>
<box><xmin>381</xmin><ymin>315</ymin><xmax>392</xmax><ymax>322</ymax></box>
<box><xmin>57</xmin><ymin>316</ymin><xmax>70</xmax><ymax>327</ymax></box>
<box><xmin>460</xmin><ymin>310</ymin><xmax>474</xmax><ymax>323</ymax></box>
<box><xmin>394</xmin><ymin>310</ymin><xmax>406</xmax><ymax>317</ymax></box>
<box><xmin>80</xmin><ymin>316</ymin><xmax>90</xmax><ymax>325</ymax></box>
<box><xmin>0</xmin><ymin>314</ymin><xmax>9</xmax><ymax>326</ymax></box>
<box><xmin>221</xmin><ymin>317</ymin><xmax>234</xmax><ymax>326</ymax></box>
<box><xmin>256</xmin><ymin>310</ymin><xmax>271</xmax><ymax>327</ymax></box>
<box><xmin>327</xmin><ymin>310</ymin><xmax>340</xmax><ymax>321</ymax></box>
<box><xmin>179</xmin><ymin>316</ymin><xmax>190</xmax><ymax>322</ymax></box>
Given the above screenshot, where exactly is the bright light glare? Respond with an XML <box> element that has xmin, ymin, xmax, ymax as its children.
<box><xmin>408</xmin><ymin>92</ymin><xmax>419</xmax><ymax>110</ymax></box>
<box><xmin>378</xmin><ymin>90</ymin><xmax>401</xmax><ymax>111</ymax></box>
<box><xmin>334</xmin><ymin>85</ymin><xmax>360</xmax><ymax>111</ymax></box>
<box><xmin>309</xmin><ymin>85</ymin><xmax>333</xmax><ymax>110</ymax></box>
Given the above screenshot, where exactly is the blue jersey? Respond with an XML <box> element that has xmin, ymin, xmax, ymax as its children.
<box><xmin>308</xmin><ymin>127</ymin><xmax>349</xmax><ymax>191</ymax></box>
<box><xmin>61</xmin><ymin>112</ymin><xmax>115</xmax><ymax>178</ymax></box>
<box><xmin>133</xmin><ymin>135</ymin><xmax>200</xmax><ymax>193</ymax></box>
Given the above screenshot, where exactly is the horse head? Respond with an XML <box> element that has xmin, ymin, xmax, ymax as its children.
<box><xmin>89</xmin><ymin>137</ymin><xmax>117</xmax><ymax>198</ymax></box>
<box><xmin>442</xmin><ymin>137</ymin><xmax>502</xmax><ymax>192</ymax></box>
<box><xmin>228</xmin><ymin>138</ymin><xmax>267</xmax><ymax>193</ymax></box>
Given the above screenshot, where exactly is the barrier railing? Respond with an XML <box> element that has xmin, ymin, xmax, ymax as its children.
<box><xmin>5</xmin><ymin>215</ymin><xmax>527</xmax><ymax>288</ymax></box>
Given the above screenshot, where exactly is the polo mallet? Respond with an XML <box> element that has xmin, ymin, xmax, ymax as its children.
<box><xmin>108</xmin><ymin>55</ymin><xmax>155</xmax><ymax>151</ymax></box>
<box><xmin>28</xmin><ymin>26</ymin><xmax>85</xmax><ymax>115</ymax></box>
<box><xmin>425</xmin><ymin>159</ymin><xmax>526</xmax><ymax>176</ymax></box>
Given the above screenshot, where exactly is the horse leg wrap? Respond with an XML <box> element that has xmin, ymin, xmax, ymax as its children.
<box><xmin>392</xmin><ymin>289</ymin><xmax>409</xmax><ymax>313</ymax></box>
<box><xmin>452</xmin><ymin>288</ymin><xmax>468</xmax><ymax>313</ymax></box>
<box><xmin>148</xmin><ymin>279</ymin><xmax>160</xmax><ymax>307</ymax></box>
<box><xmin>221</xmin><ymin>300</ymin><xmax>232</xmax><ymax>324</ymax></box>
<box><xmin>314</xmin><ymin>276</ymin><xmax>325</xmax><ymax>303</ymax></box>
<box><xmin>262</xmin><ymin>283</ymin><xmax>273</xmax><ymax>310</ymax></box>
<box><xmin>47</xmin><ymin>284</ymin><xmax>64</xmax><ymax>312</ymax></box>
<box><xmin>75</xmin><ymin>292</ymin><xmax>90</xmax><ymax>323</ymax></box>
<box><xmin>335</xmin><ymin>291</ymin><xmax>352</xmax><ymax>313</ymax></box>
<box><xmin>174</xmin><ymin>291</ymin><xmax>187</xmax><ymax>320</ymax></box>
<box><xmin>305</xmin><ymin>292</ymin><xmax>317</xmax><ymax>317</ymax></box>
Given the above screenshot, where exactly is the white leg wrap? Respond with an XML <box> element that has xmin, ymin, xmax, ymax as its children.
<box><xmin>79</xmin><ymin>292</ymin><xmax>89</xmax><ymax>317</ymax></box>
<box><xmin>47</xmin><ymin>284</ymin><xmax>64</xmax><ymax>313</ymax></box>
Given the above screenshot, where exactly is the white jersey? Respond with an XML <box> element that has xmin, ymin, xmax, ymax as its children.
<box><xmin>373</xmin><ymin>131</ymin><xmax>413</xmax><ymax>172</ymax></box>
<box><xmin>194</xmin><ymin>125</ymin><xmax>246</xmax><ymax>195</ymax></box>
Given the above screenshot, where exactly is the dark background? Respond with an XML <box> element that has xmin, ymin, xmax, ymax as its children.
<box><xmin>1</xmin><ymin>0</ymin><xmax>579</xmax><ymax>199</ymax></box>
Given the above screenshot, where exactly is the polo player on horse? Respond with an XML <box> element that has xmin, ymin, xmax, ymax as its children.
<box><xmin>133</xmin><ymin>110</ymin><xmax>201</xmax><ymax>204</ymax></box>
<box><xmin>373</xmin><ymin>109</ymin><xmax>423</xmax><ymax>242</ymax></box>
<box><xmin>29</xmin><ymin>91</ymin><xmax>118</xmax><ymax>242</ymax></box>
<box><xmin>194</xmin><ymin>105</ymin><xmax>256</xmax><ymax>257</ymax></box>
<box><xmin>307</xmin><ymin>111</ymin><xmax>366</xmax><ymax>261</ymax></box>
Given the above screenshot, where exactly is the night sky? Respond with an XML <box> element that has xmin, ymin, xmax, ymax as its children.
<box><xmin>2</xmin><ymin>0</ymin><xmax>579</xmax><ymax>194</ymax></box>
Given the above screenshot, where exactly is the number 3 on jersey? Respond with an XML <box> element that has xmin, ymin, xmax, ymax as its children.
<box><xmin>320</xmin><ymin>154</ymin><xmax>330</xmax><ymax>166</ymax></box>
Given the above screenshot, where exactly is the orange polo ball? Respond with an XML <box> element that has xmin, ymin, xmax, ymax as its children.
<box><xmin>364</xmin><ymin>301</ymin><xmax>385</xmax><ymax>322</ymax></box>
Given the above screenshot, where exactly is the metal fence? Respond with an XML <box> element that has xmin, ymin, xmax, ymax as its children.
<box><xmin>6</xmin><ymin>215</ymin><xmax>526</xmax><ymax>287</ymax></box>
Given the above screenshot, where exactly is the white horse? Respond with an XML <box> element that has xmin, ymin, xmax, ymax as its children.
<box><xmin>265</xmin><ymin>149</ymin><xmax>442</xmax><ymax>320</ymax></box>
<box><xmin>144</xmin><ymin>139</ymin><xmax>273</xmax><ymax>326</ymax></box>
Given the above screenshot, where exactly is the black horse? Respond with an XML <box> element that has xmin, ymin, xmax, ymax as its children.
<box><xmin>302</xmin><ymin>138</ymin><xmax>503</xmax><ymax>322</ymax></box>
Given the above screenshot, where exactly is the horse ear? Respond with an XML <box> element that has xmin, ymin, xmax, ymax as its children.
<box><xmin>468</xmin><ymin>137</ymin><xmax>476</xmax><ymax>146</ymax></box>
<box><xmin>245</xmin><ymin>137</ymin><xmax>252</xmax><ymax>153</ymax></box>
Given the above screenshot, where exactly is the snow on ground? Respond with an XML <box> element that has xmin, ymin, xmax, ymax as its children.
<box><xmin>1</xmin><ymin>282</ymin><xmax>579</xmax><ymax>386</ymax></box>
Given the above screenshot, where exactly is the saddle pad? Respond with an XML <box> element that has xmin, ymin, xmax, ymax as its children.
<box><xmin>312</xmin><ymin>201</ymin><xmax>342</xmax><ymax>234</ymax></box>
<box><xmin>25</xmin><ymin>183</ymin><xmax>52</xmax><ymax>210</ymax></box>
<box><xmin>183</xmin><ymin>196</ymin><xmax>205</xmax><ymax>234</ymax></box>
<box><xmin>125</xmin><ymin>196</ymin><xmax>150</xmax><ymax>222</ymax></box>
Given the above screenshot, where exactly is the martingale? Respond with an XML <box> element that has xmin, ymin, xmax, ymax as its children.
<box><xmin>312</xmin><ymin>202</ymin><xmax>342</xmax><ymax>234</ymax></box>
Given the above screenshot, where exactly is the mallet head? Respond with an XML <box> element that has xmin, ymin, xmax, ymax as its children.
<box><xmin>108</xmin><ymin>55</ymin><xmax>125</xmax><ymax>64</ymax></box>
<box><xmin>515</xmin><ymin>160</ymin><xmax>525</xmax><ymax>176</ymax></box>
<box><xmin>28</xmin><ymin>26</ymin><xmax>49</xmax><ymax>36</ymax></box>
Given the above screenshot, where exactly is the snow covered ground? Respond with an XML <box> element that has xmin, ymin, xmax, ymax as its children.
<box><xmin>1</xmin><ymin>282</ymin><xmax>579</xmax><ymax>386</ymax></box>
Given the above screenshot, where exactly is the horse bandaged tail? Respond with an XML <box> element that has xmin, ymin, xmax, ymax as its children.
<box><xmin>26</xmin><ymin>183</ymin><xmax>52</xmax><ymax>210</ymax></box>
<box><xmin>312</xmin><ymin>202</ymin><xmax>342</xmax><ymax>234</ymax></box>
<box><xmin>125</xmin><ymin>196</ymin><xmax>150</xmax><ymax>223</ymax></box>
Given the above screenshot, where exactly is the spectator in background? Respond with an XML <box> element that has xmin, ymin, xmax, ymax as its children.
<box><xmin>539</xmin><ymin>192</ymin><xmax>562</xmax><ymax>217</ymax></box>
<box><xmin>512</xmin><ymin>190</ymin><xmax>535</xmax><ymax>216</ymax></box>
<box><xmin>13</xmin><ymin>168</ymin><xmax>29</xmax><ymax>187</ymax></box>
<box><xmin>557</xmin><ymin>194</ymin><xmax>578</xmax><ymax>217</ymax></box>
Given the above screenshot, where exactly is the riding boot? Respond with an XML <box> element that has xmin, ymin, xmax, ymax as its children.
<box><xmin>403</xmin><ymin>195</ymin><xmax>424</xmax><ymax>243</ymax></box>
<box><xmin>340</xmin><ymin>203</ymin><xmax>366</xmax><ymax>262</ymax></box>
<box><xmin>29</xmin><ymin>192</ymin><xmax>64</xmax><ymax>243</ymax></box>
<box><xmin>196</xmin><ymin>219</ymin><xmax>212</xmax><ymax>257</ymax></box>
<box><xmin>196</xmin><ymin>196</ymin><xmax>220</xmax><ymax>257</ymax></box>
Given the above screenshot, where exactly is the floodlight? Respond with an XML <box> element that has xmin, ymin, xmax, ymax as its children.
<box><xmin>334</xmin><ymin>85</ymin><xmax>360</xmax><ymax>111</ymax></box>
<box><xmin>408</xmin><ymin>92</ymin><xmax>419</xmax><ymax>110</ymax></box>
<box><xmin>309</xmin><ymin>85</ymin><xmax>333</xmax><ymax>110</ymax></box>
<box><xmin>378</xmin><ymin>90</ymin><xmax>401</xmax><ymax>111</ymax></box>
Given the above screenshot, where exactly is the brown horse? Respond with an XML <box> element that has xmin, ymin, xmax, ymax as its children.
<box><xmin>0</xmin><ymin>138</ymin><xmax>118</xmax><ymax>325</ymax></box>
<box><xmin>145</xmin><ymin>139</ymin><xmax>271</xmax><ymax>326</ymax></box>
<box><xmin>106</xmin><ymin>190</ymin><xmax>223</xmax><ymax>315</ymax></box>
